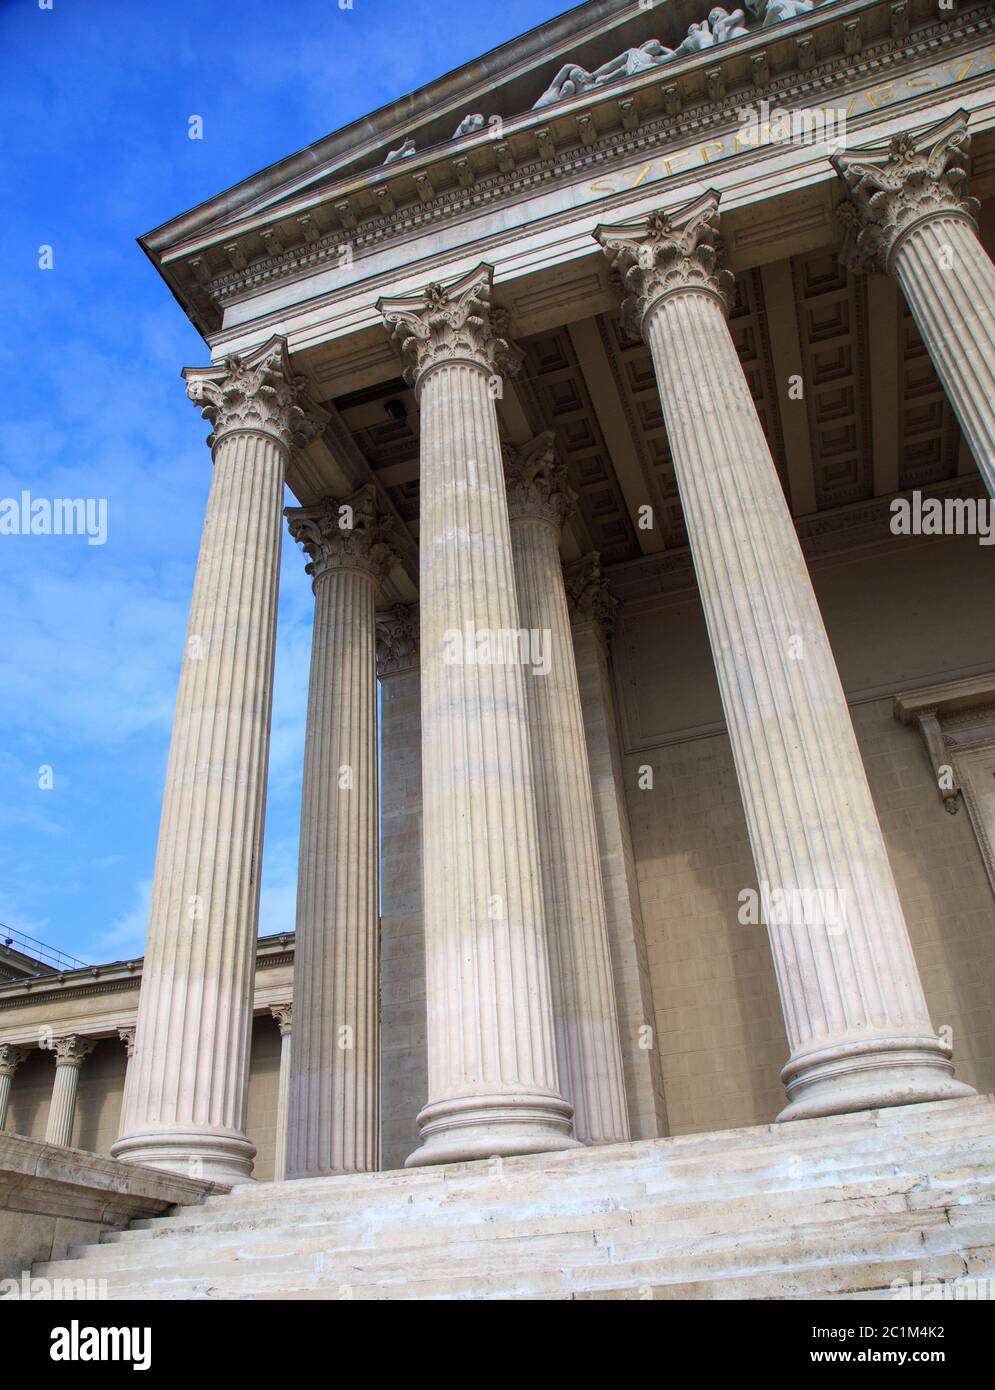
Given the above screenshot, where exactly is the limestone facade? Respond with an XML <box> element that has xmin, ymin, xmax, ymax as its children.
<box><xmin>2</xmin><ymin>0</ymin><xmax>995</xmax><ymax>1185</ymax></box>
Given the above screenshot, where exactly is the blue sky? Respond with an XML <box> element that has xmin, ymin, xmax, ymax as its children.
<box><xmin>0</xmin><ymin>0</ymin><xmax>566</xmax><ymax>964</ymax></box>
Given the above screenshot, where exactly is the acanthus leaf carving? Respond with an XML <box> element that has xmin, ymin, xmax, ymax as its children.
<box><xmin>51</xmin><ymin>1034</ymin><xmax>97</xmax><ymax>1068</ymax></box>
<box><xmin>594</xmin><ymin>189</ymin><xmax>734</xmax><ymax>334</ymax></box>
<box><xmin>376</xmin><ymin>264</ymin><xmax>522</xmax><ymax>393</ymax></box>
<box><xmin>832</xmin><ymin>108</ymin><xmax>978</xmax><ymax>273</ymax></box>
<box><xmin>0</xmin><ymin>1042</ymin><xmax>29</xmax><ymax>1078</ymax></box>
<box><xmin>566</xmin><ymin>552</ymin><xmax>619</xmax><ymax>638</ymax></box>
<box><xmin>287</xmin><ymin>484</ymin><xmax>398</xmax><ymax>589</ymax></box>
<box><xmin>375</xmin><ymin>603</ymin><xmax>420</xmax><ymax>679</ymax></box>
<box><xmin>183</xmin><ymin>336</ymin><xmax>329</xmax><ymax>452</ymax></box>
<box><xmin>503</xmin><ymin>431</ymin><xmax>576</xmax><ymax>531</ymax></box>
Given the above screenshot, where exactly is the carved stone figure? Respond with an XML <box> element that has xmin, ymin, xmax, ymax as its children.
<box><xmin>675</xmin><ymin>21</ymin><xmax>716</xmax><ymax>56</ymax></box>
<box><xmin>532</xmin><ymin>61</ymin><xmax>597</xmax><ymax>109</ymax></box>
<box><xmin>384</xmin><ymin>138</ymin><xmax>416</xmax><ymax>165</ymax></box>
<box><xmin>708</xmin><ymin>6</ymin><xmax>749</xmax><ymax>42</ymax></box>
<box><xmin>747</xmin><ymin>0</ymin><xmax>813</xmax><ymax>24</ymax></box>
<box><xmin>452</xmin><ymin>113</ymin><xmax>485</xmax><ymax>139</ymax></box>
<box><xmin>592</xmin><ymin>38</ymin><xmax>676</xmax><ymax>86</ymax></box>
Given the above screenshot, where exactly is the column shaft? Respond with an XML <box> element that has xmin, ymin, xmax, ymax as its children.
<box><xmin>271</xmin><ymin>1005</ymin><xmax>292</xmax><ymax>1183</ymax></box>
<box><xmin>379</xmin><ymin>266</ymin><xmax>577</xmax><ymax>1165</ymax></box>
<box><xmin>507</xmin><ymin>453</ymin><xmax>628</xmax><ymax>1144</ymax></box>
<box><xmin>113</xmin><ymin>338</ymin><xmax>325</xmax><ymax>1182</ymax></box>
<box><xmin>415</xmin><ymin>364</ymin><xmax>573</xmax><ymax>1161</ymax></box>
<box><xmin>891</xmin><ymin>217</ymin><xmax>995</xmax><ymax>496</ymax></box>
<box><xmin>285</xmin><ymin>494</ymin><xmax>387</xmax><ymax>1176</ymax></box>
<box><xmin>0</xmin><ymin>1044</ymin><xmax>27</xmax><ymax>1131</ymax></box>
<box><xmin>0</xmin><ymin>1072</ymin><xmax>11</xmax><ymax>1132</ymax></box>
<box><xmin>570</xmin><ymin>577</ymin><xmax>668</xmax><ymax>1140</ymax></box>
<box><xmin>45</xmin><ymin>1038</ymin><xmax>94</xmax><ymax>1147</ymax></box>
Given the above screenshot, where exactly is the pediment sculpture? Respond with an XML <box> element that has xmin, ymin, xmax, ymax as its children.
<box><xmin>532</xmin><ymin>0</ymin><xmax>817</xmax><ymax>109</ymax></box>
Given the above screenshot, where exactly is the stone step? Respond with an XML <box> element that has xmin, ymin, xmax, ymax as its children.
<box><xmin>176</xmin><ymin>1096</ymin><xmax>995</xmax><ymax>1217</ymax></box>
<box><xmin>63</xmin><ymin>1166</ymin><xmax>995</xmax><ymax>1273</ymax></box>
<box><xmin>38</xmin><ymin>1190</ymin><xmax>995</xmax><ymax>1296</ymax></box>
<box><xmin>61</xmin><ymin>1211</ymin><xmax>995</xmax><ymax>1302</ymax></box>
<box><xmin>123</xmin><ymin>1109</ymin><xmax>995</xmax><ymax>1235</ymax></box>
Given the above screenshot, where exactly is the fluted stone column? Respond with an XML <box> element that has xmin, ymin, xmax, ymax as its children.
<box><xmin>285</xmin><ymin>487</ymin><xmax>395</xmax><ymax>1177</ymax></box>
<box><xmin>0</xmin><ymin>1043</ymin><xmax>28</xmax><ymax>1131</ymax></box>
<box><xmin>45</xmin><ymin>1035</ymin><xmax>95</xmax><ymax>1147</ymax></box>
<box><xmin>270</xmin><ymin>1004</ymin><xmax>292</xmax><ymax>1182</ymax></box>
<box><xmin>567</xmin><ymin>556</ymin><xmax>668</xmax><ymax>1140</ymax></box>
<box><xmin>504</xmin><ymin>436</ymin><xmax>628</xmax><ymax>1145</ymax></box>
<box><xmin>833</xmin><ymin>110</ymin><xmax>995</xmax><ymax>498</ymax></box>
<box><xmin>595</xmin><ymin>194</ymin><xmax>975</xmax><ymax>1122</ymax></box>
<box><xmin>113</xmin><ymin>337</ymin><xmax>327</xmax><ymax>1182</ymax></box>
<box><xmin>378</xmin><ymin>265</ymin><xmax>577</xmax><ymax>1165</ymax></box>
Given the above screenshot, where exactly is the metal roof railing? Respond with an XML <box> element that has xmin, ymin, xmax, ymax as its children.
<box><xmin>0</xmin><ymin>925</ymin><xmax>88</xmax><ymax>974</ymax></box>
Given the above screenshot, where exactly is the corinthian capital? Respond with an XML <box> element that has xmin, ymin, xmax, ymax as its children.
<box><xmin>184</xmin><ymin>336</ymin><xmax>329</xmax><ymax>452</ymax></box>
<box><xmin>832</xmin><ymin>109</ymin><xmax>978</xmax><ymax>273</ymax></box>
<box><xmin>566</xmin><ymin>553</ymin><xmax>618</xmax><ymax>639</ymax></box>
<box><xmin>503</xmin><ymin>432</ymin><xmax>576</xmax><ymax>531</ymax></box>
<box><xmin>51</xmin><ymin>1034</ymin><xmax>96</xmax><ymax>1068</ymax></box>
<box><xmin>270</xmin><ymin>1003</ymin><xmax>293</xmax><ymax>1036</ymax></box>
<box><xmin>0</xmin><ymin>1042</ymin><xmax>29</xmax><ymax>1078</ymax></box>
<box><xmin>376</xmin><ymin>603</ymin><xmax>419</xmax><ymax>679</ymax></box>
<box><xmin>594</xmin><ymin>190</ymin><xmax>734</xmax><ymax>335</ymax></box>
<box><xmin>377</xmin><ymin>264</ymin><xmax>522</xmax><ymax>394</ymax></box>
<box><xmin>287</xmin><ymin>484</ymin><xmax>398</xmax><ymax>590</ymax></box>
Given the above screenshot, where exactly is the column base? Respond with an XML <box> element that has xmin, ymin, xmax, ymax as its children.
<box><xmin>777</xmin><ymin>1035</ymin><xmax>976</xmax><ymax>1122</ymax></box>
<box><xmin>405</xmin><ymin>1090</ymin><xmax>581</xmax><ymax>1167</ymax></box>
<box><xmin>110</xmin><ymin>1126</ymin><xmax>256</xmax><ymax>1184</ymax></box>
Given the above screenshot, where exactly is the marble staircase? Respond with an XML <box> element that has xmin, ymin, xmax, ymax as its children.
<box><xmin>26</xmin><ymin>1096</ymin><xmax>995</xmax><ymax>1300</ymax></box>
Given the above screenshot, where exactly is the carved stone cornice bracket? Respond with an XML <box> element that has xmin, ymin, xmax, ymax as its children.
<box><xmin>376</xmin><ymin>264</ymin><xmax>522</xmax><ymax>395</ymax></box>
<box><xmin>286</xmin><ymin>484</ymin><xmax>399</xmax><ymax>590</ymax></box>
<box><xmin>0</xmin><ymin>1041</ymin><xmax>29</xmax><ymax>1078</ymax></box>
<box><xmin>566</xmin><ymin>552</ymin><xmax>619</xmax><ymax>641</ymax></box>
<box><xmin>593</xmin><ymin>189</ymin><xmax>735</xmax><ymax>335</ymax></box>
<box><xmin>183</xmin><ymin>335</ymin><xmax>330</xmax><ymax>453</ymax></box>
<box><xmin>375</xmin><ymin>603</ymin><xmax>419</xmax><ymax>679</ymax></box>
<box><xmin>503</xmin><ymin>431</ymin><xmax>576</xmax><ymax>532</ymax></box>
<box><xmin>831</xmin><ymin>108</ymin><xmax>979</xmax><ymax>274</ymax></box>
<box><xmin>51</xmin><ymin>1034</ymin><xmax>97</xmax><ymax>1069</ymax></box>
